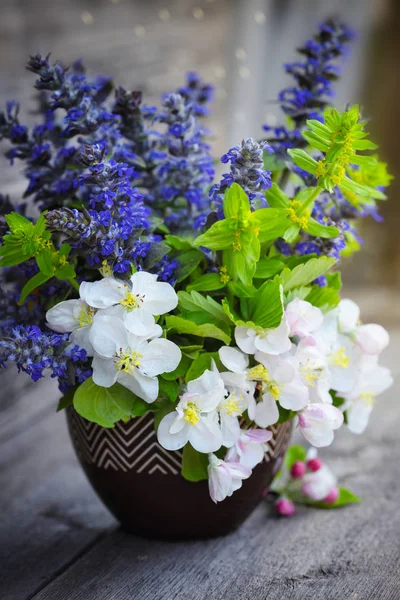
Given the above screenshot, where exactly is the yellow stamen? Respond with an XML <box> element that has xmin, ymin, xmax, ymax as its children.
<box><xmin>268</xmin><ymin>383</ymin><xmax>280</xmax><ymax>400</ymax></box>
<box><xmin>232</xmin><ymin>230</ymin><xmax>242</xmax><ymax>251</ymax></box>
<box><xmin>219</xmin><ymin>266</ymin><xmax>230</xmax><ymax>284</ymax></box>
<box><xmin>184</xmin><ymin>403</ymin><xmax>200</xmax><ymax>426</ymax></box>
<box><xmin>119</xmin><ymin>291</ymin><xmax>144</xmax><ymax>311</ymax></box>
<box><xmin>114</xmin><ymin>348</ymin><xmax>143</xmax><ymax>375</ymax></box>
<box><xmin>332</xmin><ymin>347</ymin><xmax>349</xmax><ymax>368</ymax></box>
<box><xmin>315</xmin><ymin>160</ymin><xmax>327</xmax><ymax>179</ymax></box>
<box><xmin>359</xmin><ymin>392</ymin><xmax>376</xmax><ymax>406</ymax></box>
<box><xmin>248</xmin><ymin>364</ymin><xmax>271</xmax><ymax>383</ymax></box>
<box><xmin>287</xmin><ymin>200</ymin><xmax>310</xmax><ymax>230</ymax></box>
<box><xmin>301</xmin><ymin>359</ymin><xmax>321</xmax><ymax>387</ymax></box>
<box><xmin>76</xmin><ymin>306</ymin><xmax>95</xmax><ymax>328</ymax></box>
<box><xmin>220</xmin><ymin>393</ymin><xmax>243</xmax><ymax>417</ymax></box>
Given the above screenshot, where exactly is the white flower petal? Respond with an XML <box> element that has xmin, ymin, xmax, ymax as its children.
<box><xmin>46</xmin><ymin>299</ymin><xmax>84</xmax><ymax>333</ymax></box>
<box><xmin>140</xmin><ymin>338</ymin><xmax>182</xmax><ymax>377</ymax></box>
<box><xmin>355</xmin><ymin>324</ymin><xmax>389</xmax><ymax>355</ymax></box>
<box><xmin>189</xmin><ymin>416</ymin><xmax>223</xmax><ymax>453</ymax></box>
<box><xmin>220</xmin><ymin>414</ymin><xmax>240</xmax><ymax>448</ymax></box>
<box><xmin>92</xmin><ymin>355</ymin><xmax>118</xmax><ymax>388</ymax></box>
<box><xmin>80</xmin><ymin>278</ymin><xmax>126</xmax><ymax>309</ymax></box>
<box><xmin>130</xmin><ymin>271</ymin><xmax>178</xmax><ymax>315</ymax></box>
<box><xmin>157</xmin><ymin>412</ymin><xmax>190</xmax><ymax>450</ymax></box>
<box><xmin>235</xmin><ymin>327</ymin><xmax>257</xmax><ymax>354</ymax></box>
<box><xmin>338</xmin><ymin>299</ymin><xmax>360</xmax><ymax>333</ymax></box>
<box><xmin>118</xmin><ymin>370</ymin><xmax>159</xmax><ymax>403</ymax></box>
<box><xmin>89</xmin><ymin>315</ymin><xmax>128</xmax><ymax>358</ymax></box>
<box><xmin>219</xmin><ymin>346</ymin><xmax>249</xmax><ymax>373</ymax></box>
<box><xmin>254</xmin><ymin>394</ymin><xmax>279</xmax><ymax>427</ymax></box>
<box><xmin>123</xmin><ymin>308</ymin><xmax>157</xmax><ymax>337</ymax></box>
<box><xmin>70</xmin><ymin>327</ymin><xmax>94</xmax><ymax>356</ymax></box>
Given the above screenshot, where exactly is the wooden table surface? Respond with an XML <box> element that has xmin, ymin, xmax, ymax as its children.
<box><xmin>1</xmin><ymin>1</ymin><xmax>399</xmax><ymax>598</ymax></box>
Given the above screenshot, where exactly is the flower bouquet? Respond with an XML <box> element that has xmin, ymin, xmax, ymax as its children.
<box><xmin>0</xmin><ymin>19</ymin><xmax>393</xmax><ymax>539</ymax></box>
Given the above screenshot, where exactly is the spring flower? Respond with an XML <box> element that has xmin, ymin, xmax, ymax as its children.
<box><xmin>235</xmin><ymin>317</ymin><xmax>291</xmax><ymax>356</ymax></box>
<box><xmin>298</xmin><ymin>403</ymin><xmax>344</xmax><ymax>447</ymax></box>
<box><xmin>290</xmin><ymin>461</ymin><xmax>306</xmax><ymax>479</ymax></box>
<box><xmin>46</xmin><ymin>299</ymin><xmax>96</xmax><ymax>355</ymax></box>
<box><xmin>275</xmin><ymin>497</ymin><xmax>295</xmax><ymax>516</ymax></box>
<box><xmin>89</xmin><ymin>314</ymin><xmax>181</xmax><ymax>403</ymax></box>
<box><xmin>285</xmin><ymin>298</ymin><xmax>323</xmax><ymax>342</ymax></box>
<box><xmin>157</xmin><ymin>366</ymin><xmax>226</xmax><ymax>453</ymax></box>
<box><xmin>338</xmin><ymin>299</ymin><xmax>389</xmax><ymax>355</ymax></box>
<box><xmin>343</xmin><ymin>356</ymin><xmax>393</xmax><ymax>434</ymax></box>
<box><xmin>248</xmin><ymin>353</ymin><xmax>309</xmax><ymax>427</ymax></box>
<box><xmin>294</xmin><ymin>342</ymin><xmax>332</xmax><ymax>404</ymax></box>
<box><xmin>218</xmin><ymin>346</ymin><xmax>256</xmax><ymax>402</ymax></box>
<box><xmin>207</xmin><ymin>453</ymin><xmax>251</xmax><ymax>503</ymax></box>
<box><xmin>225</xmin><ymin>429</ymin><xmax>272</xmax><ymax>469</ymax></box>
<box><xmin>301</xmin><ymin>450</ymin><xmax>337</xmax><ymax>500</ymax></box>
<box><xmin>80</xmin><ymin>271</ymin><xmax>178</xmax><ymax>336</ymax></box>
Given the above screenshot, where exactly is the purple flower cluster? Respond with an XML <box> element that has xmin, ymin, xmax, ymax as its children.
<box><xmin>0</xmin><ymin>325</ymin><xmax>91</xmax><ymax>391</ymax></box>
<box><xmin>202</xmin><ymin>138</ymin><xmax>273</xmax><ymax>224</ymax></box>
<box><xmin>149</xmin><ymin>93</ymin><xmax>215</xmax><ymax>229</ymax></box>
<box><xmin>264</xmin><ymin>18</ymin><xmax>355</xmax><ymax>156</ymax></box>
<box><xmin>177</xmin><ymin>71</ymin><xmax>214</xmax><ymax>117</ymax></box>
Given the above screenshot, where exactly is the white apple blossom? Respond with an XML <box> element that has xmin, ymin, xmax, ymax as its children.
<box><xmin>298</xmin><ymin>402</ymin><xmax>344</xmax><ymax>447</ymax></box>
<box><xmin>343</xmin><ymin>357</ymin><xmax>393</xmax><ymax>434</ymax></box>
<box><xmin>89</xmin><ymin>314</ymin><xmax>181</xmax><ymax>403</ymax></box>
<box><xmin>46</xmin><ymin>298</ymin><xmax>96</xmax><ymax>355</ymax></box>
<box><xmin>285</xmin><ymin>298</ymin><xmax>323</xmax><ymax>343</ymax></box>
<box><xmin>246</xmin><ymin>352</ymin><xmax>309</xmax><ymax>427</ymax></box>
<box><xmin>218</xmin><ymin>346</ymin><xmax>256</xmax><ymax>404</ymax></box>
<box><xmin>301</xmin><ymin>451</ymin><xmax>337</xmax><ymax>501</ymax></box>
<box><xmin>338</xmin><ymin>299</ymin><xmax>389</xmax><ymax>356</ymax></box>
<box><xmin>294</xmin><ymin>341</ymin><xmax>332</xmax><ymax>404</ymax></box>
<box><xmin>80</xmin><ymin>271</ymin><xmax>178</xmax><ymax>337</ymax></box>
<box><xmin>207</xmin><ymin>454</ymin><xmax>251</xmax><ymax>503</ymax></box>
<box><xmin>235</xmin><ymin>316</ymin><xmax>291</xmax><ymax>356</ymax></box>
<box><xmin>225</xmin><ymin>428</ymin><xmax>272</xmax><ymax>469</ymax></box>
<box><xmin>157</xmin><ymin>367</ymin><xmax>226</xmax><ymax>453</ymax></box>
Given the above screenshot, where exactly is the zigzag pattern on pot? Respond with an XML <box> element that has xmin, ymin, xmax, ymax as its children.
<box><xmin>68</xmin><ymin>409</ymin><xmax>291</xmax><ymax>474</ymax></box>
<box><xmin>68</xmin><ymin>411</ymin><xmax>183</xmax><ymax>474</ymax></box>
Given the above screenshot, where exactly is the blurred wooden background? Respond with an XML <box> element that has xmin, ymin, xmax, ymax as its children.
<box><xmin>0</xmin><ymin>2</ymin><xmax>399</xmax><ymax>598</ymax></box>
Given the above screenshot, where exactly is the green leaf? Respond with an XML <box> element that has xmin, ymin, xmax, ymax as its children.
<box><xmin>307</xmin><ymin>487</ymin><xmax>361</xmax><ymax>509</ymax></box>
<box><xmin>227</xmin><ymin>281</ymin><xmax>257</xmax><ymax>298</ymax></box>
<box><xmin>185</xmin><ymin>352</ymin><xmax>220</xmax><ymax>383</ymax></box>
<box><xmin>265</xmin><ymin>183</ymin><xmax>290</xmax><ymax>208</ymax></box>
<box><xmin>187</xmin><ymin>273</ymin><xmax>225</xmax><ymax>292</ymax></box>
<box><xmin>166</xmin><ymin>315</ymin><xmax>231</xmax><ymax>344</ymax></box>
<box><xmin>284</xmin><ymin>286</ymin><xmax>311</xmax><ymax>303</ymax></box>
<box><xmin>55</xmin><ymin>262</ymin><xmax>76</xmax><ymax>280</ymax></box>
<box><xmin>158</xmin><ymin>378</ymin><xmax>179</xmax><ymax>403</ymax></box>
<box><xmin>181</xmin><ymin>443</ymin><xmax>209</xmax><ymax>482</ymax></box>
<box><xmin>248</xmin><ymin>279</ymin><xmax>284</xmax><ymax>329</ymax></box>
<box><xmin>174</xmin><ymin>249</ymin><xmax>203</xmax><ymax>283</ymax></box>
<box><xmin>165</xmin><ymin>235</ymin><xmax>194</xmax><ymax>251</ymax></box>
<box><xmin>36</xmin><ymin>248</ymin><xmax>55</xmax><ymax>276</ymax></box>
<box><xmin>73</xmin><ymin>377</ymin><xmax>141</xmax><ymax>427</ymax></box>
<box><xmin>223</xmin><ymin>182</ymin><xmax>251</xmax><ymax>219</ymax></box>
<box><xmin>307</xmin><ymin>218</ymin><xmax>340</xmax><ymax>239</ymax></box>
<box><xmin>223</xmin><ymin>246</ymin><xmax>256</xmax><ymax>287</ymax></box>
<box><xmin>252</xmin><ymin>209</ymin><xmax>290</xmax><ymax>242</ymax></box>
<box><xmin>282</xmin><ymin>257</ymin><xmax>336</xmax><ymax>291</ymax></box>
<box><xmin>5</xmin><ymin>212</ymin><xmax>33</xmax><ymax>233</ymax></box>
<box><xmin>287</xmin><ymin>149</ymin><xmax>318</xmax><ymax>174</ymax></box>
<box><xmin>178</xmin><ymin>291</ymin><xmax>230</xmax><ymax>324</ymax></box>
<box><xmin>277</xmin><ymin>406</ymin><xmax>297</xmax><ymax>424</ymax></box>
<box><xmin>254</xmin><ymin>257</ymin><xmax>284</xmax><ymax>279</ymax></box>
<box><xmin>57</xmin><ymin>387</ymin><xmax>75</xmax><ymax>412</ymax></box>
<box><xmin>283</xmin><ymin>223</ymin><xmax>301</xmax><ymax>244</ymax></box>
<box><xmin>306</xmin><ymin>284</ymin><xmax>340</xmax><ymax>313</ymax></box>
<box><xmin>283</xmin><ymin>444</ymin><xmax>307</xmax><ymax>469</ymax></box>
<box><xmin>194</xmin><ymin>219</ymin><xmax>235</xmax><ymax>250</ymax></box>
<box><xmin>18</xmin><ymin>271</ymin><xmax>52</xmax><ymax>305</ymax></box>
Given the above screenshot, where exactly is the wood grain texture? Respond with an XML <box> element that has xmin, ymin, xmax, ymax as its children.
<box><xmin>0</xmin><ymin>0</ymin><xmax>399</xmax><ymax>598</ymax></box>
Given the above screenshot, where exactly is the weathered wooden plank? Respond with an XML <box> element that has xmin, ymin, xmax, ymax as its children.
<box><xmin>0</xmin><ymin>392</ymin><xmax>116</xmax><ymax>600</ymax></box>
<box><xmin>27</xmin><ymin>333</ymin><xmax>400</xmax><ymax>600</ymax></box>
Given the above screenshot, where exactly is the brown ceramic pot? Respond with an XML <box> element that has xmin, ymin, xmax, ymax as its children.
<box><xmin>66</xmin><ymin>408</ymin><xmax>292</xmax><ymax>540</ymax></box>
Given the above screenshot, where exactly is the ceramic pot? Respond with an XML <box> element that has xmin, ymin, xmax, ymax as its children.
<box><xmin>66</xmin><ymin>408</ymin><xmax>292</xmax><ymax>540</ymax></box>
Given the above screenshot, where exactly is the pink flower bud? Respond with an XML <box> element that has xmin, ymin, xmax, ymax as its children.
<box><xmin>323</xmin><ymin>487</ymin><xmax>340</xmax><ymax>504</ymax></box>
<box><xmin>290</xmin><ymin>460</ymin><xmax>306</xmax><ymax>479</ymax></box>
<box><xmin>307</xmin><ymin>457</ymin><xmax>323</xmax><ymax>472</ymax></box>
<box><xmin>276</xmin><ymin>497</ymin><xmax>295</xmax><ymax>517</ymax></box>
